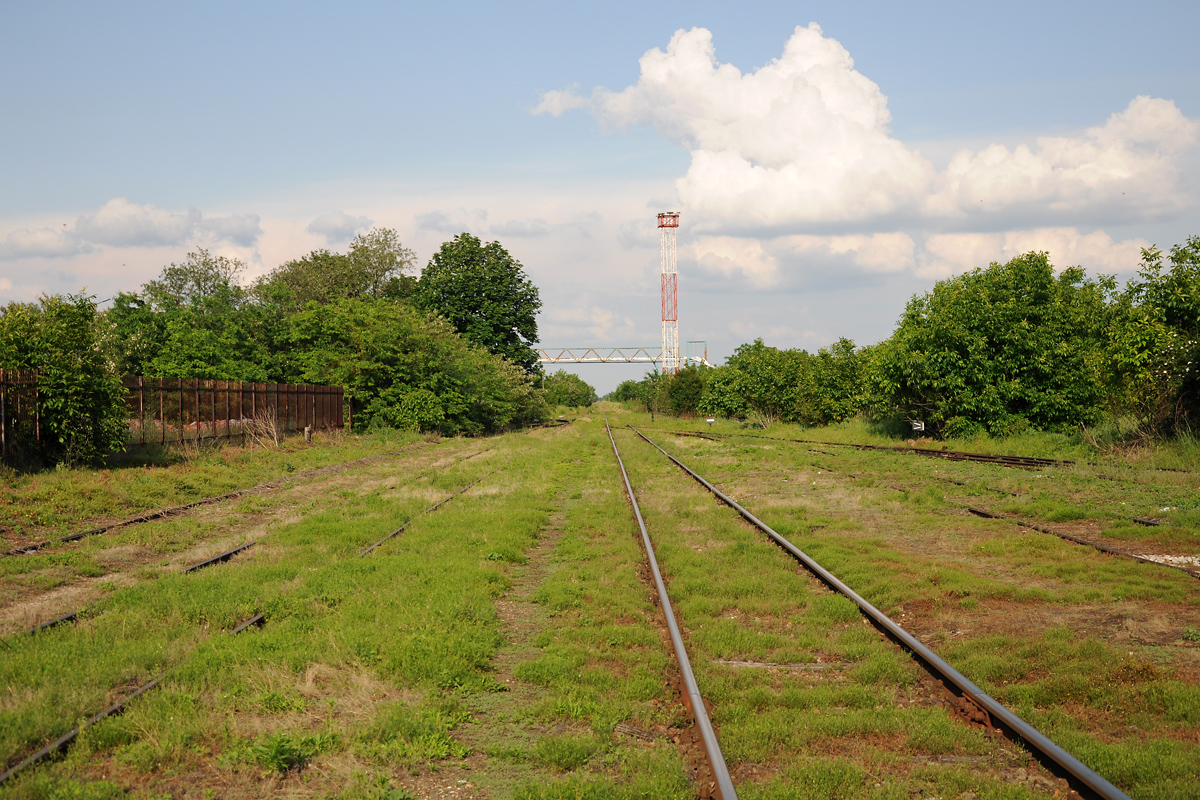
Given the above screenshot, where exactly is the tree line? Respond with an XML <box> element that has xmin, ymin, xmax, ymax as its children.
<box><xmin>614</xmin><ymin>238</ymin><xmax>1200</xmax><ymax>441</ymax></box>
<box><xmin>0</xmin><ymin>230</ymin><xmax>598</xmax><ymax>467</ymax></box>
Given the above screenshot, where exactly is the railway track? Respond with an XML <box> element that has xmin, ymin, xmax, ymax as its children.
<box><xmin>669</xmin><ymin>428</ymin><xmax>1072</xmax><ymax>469</ymax></box>
<box><xmin>606</xmin><ymin>421</ymin><xmax>737</xmax><ymax>800</ymax></box>
<box><xmin>615</xmin><ymin>422</ymin><xmax>1129</xmax><ymax>800</ymax></box>
<box><xmin>2</xmin><ymin>460</ymin><xmax>495</xmax><ymax>784</ymax></box>
<box><xmin>2</xmin><ymin>440</ymin><xmax>437</xmax><ymax>557</ymax></box>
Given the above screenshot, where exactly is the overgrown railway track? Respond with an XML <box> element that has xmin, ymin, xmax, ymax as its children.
<box><xmin>617</xmin><ymin>422</ymin><xmax>1130</xmax><ymax>800</ymax></box>
<box><xmin>606</xmin><ymin>421</ymin><xmax>737</xmax><ymax>800</ymax></box>
<box><xmin>1</xmin><ymin>457</ymin><xmax>496</xmax><ymax>785</ymax></box>
<box><xmin>668</xmin><ymin>428</ymin><xmax>1073</xmax><ymax>470</ymax></box>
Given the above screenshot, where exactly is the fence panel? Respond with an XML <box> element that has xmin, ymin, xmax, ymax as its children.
<box><xmin>0</xmin><ymin>369</ymin><xmax>41</xmax><ymax>463</ymax></box>
<box><xmin>5</xmin><ymin>373</ymin><xmax>345</xmax><ymax>462</ymax></box>
<box><xmin>125</xmin><ymin>378</ymin><xmax>344</xmax><ymax>447</ymax></box>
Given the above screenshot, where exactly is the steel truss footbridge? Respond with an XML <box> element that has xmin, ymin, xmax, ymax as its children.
<box><xmin>537</xmin><ymin>344</ymin><xmax>711</xmax><ymax>368</ymax></box>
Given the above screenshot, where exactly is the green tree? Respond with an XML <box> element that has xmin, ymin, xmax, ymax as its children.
<box><xmin>874</xmin><ymin>252</ymin><xmax>1109</xmax><ymax>437</ymax></box>
<box><xmin>107</xmin><ymin>249</ymin><xmax>271</xmax><ymax>380</ymax></box>
<box><xmin>254</xmin><ymin>228</ymin><xmax>418</xmax><ymax>309</ymax></box>
<box><xmin>415</xmin><ymin>233</ymin><xmax>541</xmax><ymax>374</ymax></box>
<box><xmin>543</xmin><ymin>371</ymin><xmax>597</xmax><ymax>407</ymax></box>
<box><xmin>699</xmin><ymin>340</ymin><xmax>809</xmax><ymax>425</ymax></box>
<box><xmin>0</xmin><ymin>294</ymin><xmax>127</xmax><ymax>466</ymax></box>
<box><xmin>144</xmin><ymin>248</ymin><xmax>247</xmax><ymax>309</ymax></box>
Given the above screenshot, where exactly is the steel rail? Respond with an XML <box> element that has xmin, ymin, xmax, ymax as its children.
<box><xmin>967</xmin><ymin>508</ymin><xmax>1200</xmax><ymax>580</ymax></box>
<box><xmin>359</xmin><ymin>470</ymin><xmax>495</xmax><ymax>556</ymax></box>
<box><xmin>0</xmin><ymin>611</ymin><xmax>268</xmax><ymax>785</ymax></box>
<box><xmin>0</xmin><ymin>677</ymin><xmax>161</xmax><ymax>785</ymax></box>
<box><xmin>183</xmin><ymin>538</ymin><xmax>264</xmax><ymax>573</ymax></box>
<box><xmin>3</xmin><ymin>441</ymin><xmax>437</xmax><ymax>558</ymax></box>
<box><xmin>666</xmin><ymin>428</ymin><xmax>1071</xmax><ymax>469</ymax></box>
<box><xmin>606</xmin><ymin>421</ymin><xmax>737</xmax><ymax>800</ymax></box>
<box><xmin>26</xmin><ymin>610</ymin><xmax>78</xmax><ymax>636</ymax></box>
<box><xmin>629</xmin><ymin>424</ymin><xmax>1130</xmax><ymax>800</ymax></box>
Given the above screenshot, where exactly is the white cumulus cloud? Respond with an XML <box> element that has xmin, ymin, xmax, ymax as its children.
<box><xmin>540</xmin><ymin>26</ymin><xmax>1199</xmax><ymax>234</ymax></box>
<box><xmin>925</xmin><ymin>96</ymin><xmax>1199</xmax><ymax>223</ymax></box>
<box><xmin>691</xmin><ymin>231</ymin><xmax>915</xmax><ymax>289</ymax></box>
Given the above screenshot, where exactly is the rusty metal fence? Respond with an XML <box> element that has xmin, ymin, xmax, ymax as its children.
<box><xmin>123</xmin><ymin>378</ymin><xmax>345</xmax><ymax>447</ymax></box>
<box><xmin>0</xmin><ymin>369</ymin><xmax>40</xmax><ymax>463</ymax></box>
<box><xmin>1</xmin><ymin>371</ymin><xmax>345</xmax><ymax>462</ymax></box>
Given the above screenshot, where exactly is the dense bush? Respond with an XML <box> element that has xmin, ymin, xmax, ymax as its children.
<box><xmin>623</xmin><ymin>240</ymin><xmax>1200</xmax><ymax>441</ymax></box>
<box><xmin>1104</xmin><ymin>238</ymin><xmax>1200</xmax><ymax>435</ymax></box>
<box><xmin>287</xmin><ymin>300</ymin><xmax>542</xmax><ymax>436</ymax></box>
<box><xmin>696</xmin><ymin>339</ymin><xmax>867</xmax><ymax>426</ymax></box>
<box><xmin>873</xmin><ymin>253</ymin><xmax>1109</xmax><ymax>437</ymax></box>
<box><xmin>0</xmin><ymin>294</ymin><xmax>127</xmax><ymax>466</ymax></box>
<box><xmin>543</xmin><ymin>371</ymin><xmax>597</xmax><ymax>408</ymax></box>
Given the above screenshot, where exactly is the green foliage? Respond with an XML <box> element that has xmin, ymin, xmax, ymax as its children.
<box><xmin>696</xmin><ymin>339</ymin><xmax>868</xmax><ymax>425</ymax></box>
<box><xmin>108</xmin><ymin>249</ymin><xmax>271</xmax><ymax>381</ymax></box>
<box><xmin>665</xmin><ymin>364</ymin><xmax>705</xmax><ymax>415</ymax></box>
<box><xmin>543</xmin><ymin>370</ymin><xmax>597</xmax><ymax>408</ymax></box>
<box><xmin>1104</xmin><ymin>237</ymin><xmax>1200</xmax><ymax>434</ymax></box>
<box><xmin>247</xmin><ymin>730</ymin><xmax>337</xmax><ymax>774</ymax></box>
<box><xmin>874</xmin><ymin>252</ymin><xmax>1109</xmax><ymax>436</ymax></box>
<box><xmin>254</xmin><ymin>228</ymin><xmax>418</xmax><ymax>309</ymax></box>
<box><xmin>0</xmin><ymin>294</ymin><xmax>127</xmax><ymax>466</ymax></box>
<box><xmin>288</xmin><ymin>299</ymin><xmax>542</xmax><ymax>435</ymax></box>
<box><xmin>415</xmin><ymin>233</ymin><xmax>541</xmax><ymax>374</ymax></box>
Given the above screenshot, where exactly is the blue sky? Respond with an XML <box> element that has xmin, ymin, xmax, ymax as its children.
<box><xmin>3</xmin><ymin>1</ymin><xmax>1199</xmax><ymax>392</ymax></box>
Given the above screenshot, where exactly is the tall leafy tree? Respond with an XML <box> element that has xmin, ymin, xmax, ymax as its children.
<box><xmin>415</xmin><ymin>233</ymin><xmax>541</xmax><ymax>374</ymax></box>
<box><xmin>1105</xmin><ymin>237</ymin><xmax>1200</xmax><ymax>433</ymax></box>
<box><xmin>109</xmin><ymin>249</ymin><xmax>270</xmax><ymax>380</ymax></box>
<box><xmin>255</xmin><ymin>228</ymin><xmax>418</xmax><ymax>308</ymax></box>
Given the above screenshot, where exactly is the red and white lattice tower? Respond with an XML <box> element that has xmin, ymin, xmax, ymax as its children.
<box><xmin>658</xmin><ymin>212</ymin><xmax>680</xmax><ymax>374</ymax></box>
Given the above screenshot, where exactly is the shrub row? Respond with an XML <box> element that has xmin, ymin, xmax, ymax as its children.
<box><xmin>614</xmin><ymin>241</ymin><xmax>1200</xmax><ymax>439</ymax></box>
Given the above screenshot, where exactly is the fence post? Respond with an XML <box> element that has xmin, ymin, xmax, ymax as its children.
<box><xmin>1</xmin><ymin>369</ymin><xmax>6</xmax><ymax>462</ymax></box>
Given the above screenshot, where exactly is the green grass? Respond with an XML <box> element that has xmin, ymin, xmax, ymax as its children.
<box><xmin>2</xmin><ymin>413</ymin><xmax>1197</xmax><ymax>797</ymax></box>
<box><xmin>614</xmin><ymin>413</ymin><xmax>1200</xmax><ymax>797</ymax></box>
<box><xmin>0</xmin><ymin>428</ymin><xmax>424</xmax><ymax>539</ymax></box>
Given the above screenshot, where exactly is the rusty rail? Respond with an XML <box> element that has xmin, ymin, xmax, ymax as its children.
<box><xmin>606</xmin><ymin>420</ymin><xmax>737</xmax><ymax>800</ymax></box>
<box><xmin>0</xmin><ymin>611</ymin><xmax>265</xmax><ymax>785</ymax></box>
<box><xmin>967</xmin><ymin>508</ymin><xmax>1200</xmax><ymax>580</ymax></box>
<box><xmin>360</xmin><ymin>469</ymin><xmax>495</xmax><ymax>556</ymax></box>
<box><xmin>4</xmin><ymin>441</ymin><xmax>435</xmax><ymax>558</ymax></box>
<box><xmin>630</xmin><ymin>424</ymin><xmax>1130</xmax><ymax>800</ymax></box>
<box><xmin>667</xmin><ymin>428</ymin><xmax>1071</xmax><ymax>470</ymax></box>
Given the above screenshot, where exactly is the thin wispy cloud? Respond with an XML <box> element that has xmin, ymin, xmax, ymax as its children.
<box><xmin>307</xmin><ymin>211</ymin><xmax>374</xmax><ymax>243</ymax></box>
<box><xmin>0</xmin><ymin>198</ymin><xmax>261</xmax><ymax>261</ymax></box>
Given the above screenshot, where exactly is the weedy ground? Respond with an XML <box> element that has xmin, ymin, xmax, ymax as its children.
<box><xmin>0</xmin><ymin>409</ymin><xmax>1196</xmax><ymax>799</ymax></box>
